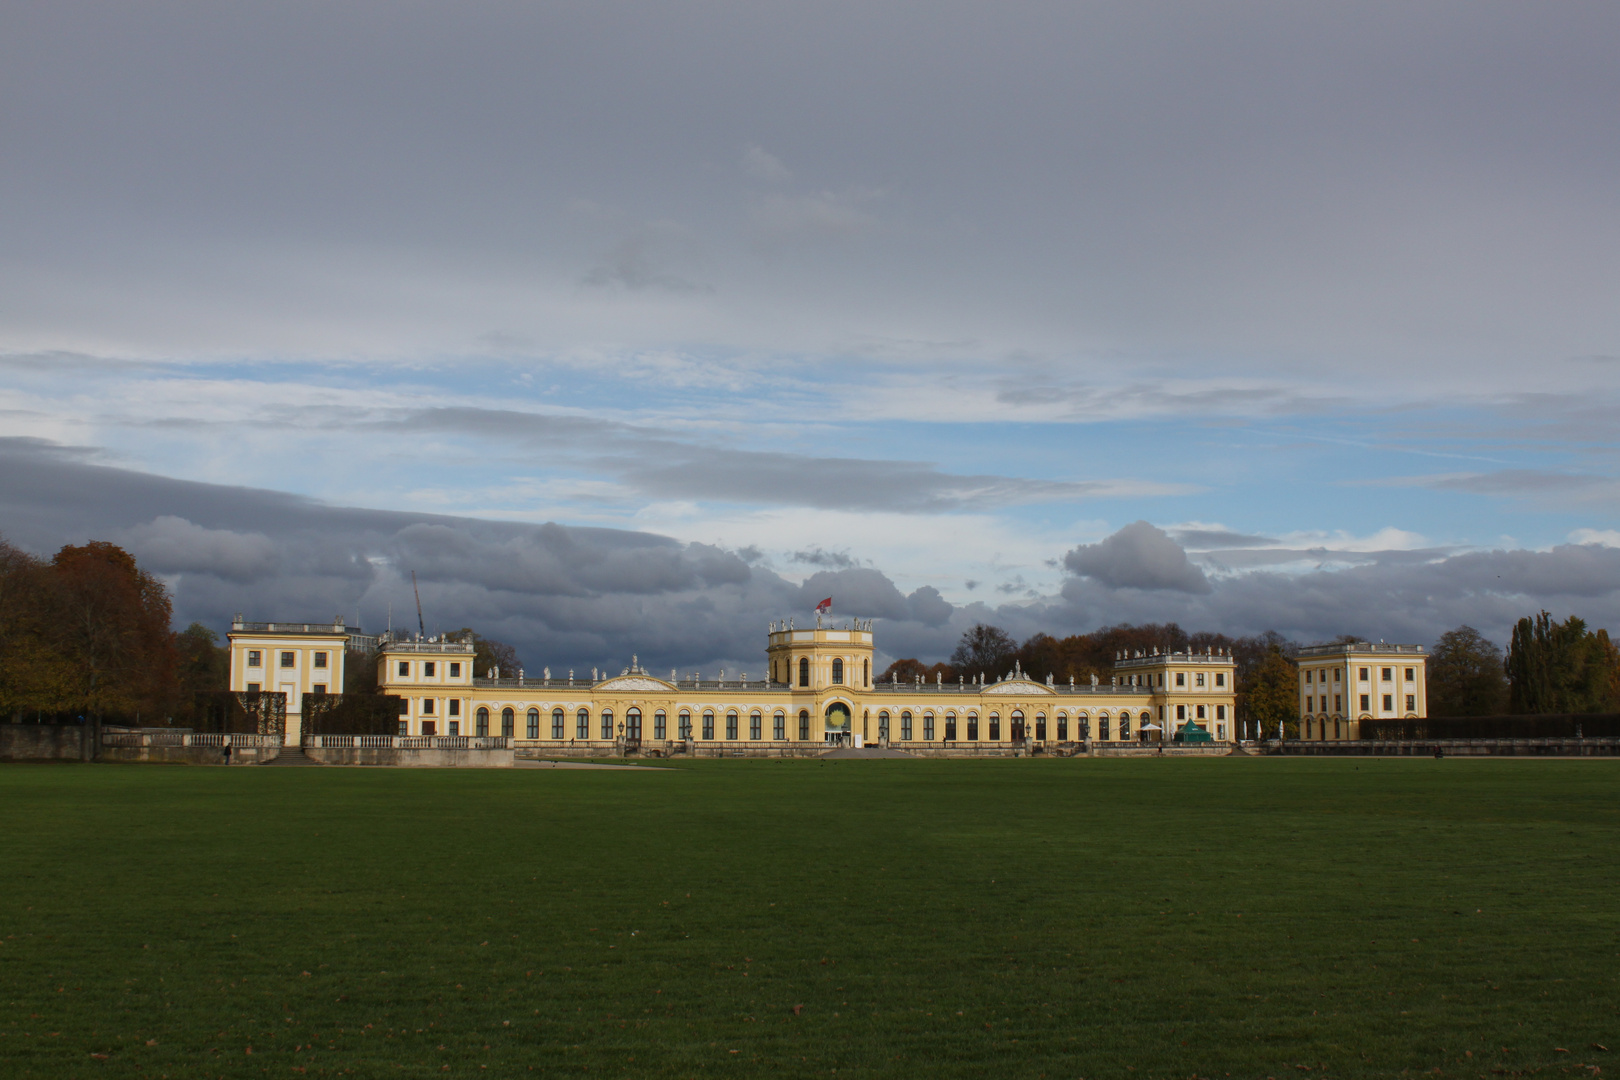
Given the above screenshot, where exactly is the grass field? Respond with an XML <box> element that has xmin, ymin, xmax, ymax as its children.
<box><xmin>1</xmin><ymin>757</ymin><xmax>1616</xmax><ymax>1079</ymax></box>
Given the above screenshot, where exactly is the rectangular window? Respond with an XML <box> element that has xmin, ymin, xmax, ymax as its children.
<box><xmin>1216</xmin><ymin>705</ymin><xmax>1226</xmax><ymax>720</ymax></box>
<box><xmin>1176</xmin><ymin>704</ymin><xmax>1186</xmax><ymax>720</ymax></box>
<box><xmin>1382</xmin><ymin>694</ymin><xmax>1394</xmax><ymax>711</ymax></box>
<box><xmin>1195</xmin><ymin>672</ymin><xmax>1205</xmax><ymax>687</ymax></box>
<box><xmin>1404</xmin><ymin>667</ymin><xmax>1415</xmax><ymax>681</ymax></box>
<box><xmin>313</xmin><ymin>651</ymin><xmax>328</xmax><ymax>669</ymax></box>
<box><xmin>280</xmin><ymin>651</ymin><xmax>295</xmax><ymax>668</ymax></box>
<box><xmin>1333</xmin><ymin>668</ymin><xmax>1341</xmax><ymax>682</ymax></box>
<box><xmin>1334</xmin><ymin>695</ymin><xmax>1341</xmax><ymax>712</ymax></box>
<box><xmin>1359</xmin><ymin>667</ymin><xmax>1369</xmax><ymax>681</ymax></box>
<box><xmin>1381</xmin><ymin>667</ymin><xmax>1393</xmax><ymax>681</ymax></box>
<box><xmin>1216</xmin><ymin>724</ymin><xmax>1226</xmax><ymax>740</ymax></box>
<box><xmin>449</xmin><ymin>721</ymin><xmax>460</xmax><ymax>736</ymax></box>
<box><xmin>1215</xmin><ymin>673</ymin><xmax>1225</xmax><ymax>687</ymax></box>
<box><xmin>422</xmin><ymin>699</ymin><xmax>434</xmax><ymax>715</ymax></box>
<box><xmin>1196</xmin><ymin>705</ymin><xmax>1206</xmax><ymax>719</ymax></box>
<box><xmin>312</xmin><ymin>683</ymin><xmax>327</xmax><ymax>695</ymax></box>
<box><xmin>246</xmin><ymin>682</ymin><xmax>260</xmax><ymax>693</ymax></box>
<box><xmin>1305</xmin><ymin>696</ymin><xmax>1313</xmax><ymax>712</ymax></box>
<box><xmin>1360</xmin><ymin>694</ymin><xmax>1370</xmax><ymax>711</ymax></box>
<box><xmin>1304</xmin><ymin>670</ymin><xmax>1313</xmax><ymax>684</ymax></box>
<box><xmin>397</xmin><ymin>698</ymin><xmax>409</xmax><ymax>715</ymax></box>
<box><xmin>398</xmin><ymin>661</ymin><xmax>410</xmax><ymax>677</ymax></box>
<box><xmin>450</xmin><ymin>662</ymin><xmax>460</xmax><ymax>678</ymax></box>
<box><xmin>398</xmin><ymin>721</ymin><xmax>408</xmax><ymax>736</ymax></box>
<box><xmin>424</xmin><ymin>661</ymin><xmax>435</xmax><ymax>677</ymax></box>
<box><xmin>1405</xmin><ymin>694</ymin><xmax>1415</xmax><ymax>711</ymax></box>
<box><xmin>247</xmin><ymin>649</ymin><xmax>262</xmax><ymax>667</ymax></box>
<box><xmin>449</xmin><ymin>699</ymin><xmax>460</xmax><ymax>716</ymax></box>
<box><xmin>1175</xmin><ymin>672</ymin><xmax>1185</xmax><ymax>687</ymax></box>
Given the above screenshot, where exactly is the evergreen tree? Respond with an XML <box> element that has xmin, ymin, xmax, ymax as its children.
<box><xmin>1506</xmin><ymin>611</ymin><xmax>1618</xmax><ymax>714</ymax></box>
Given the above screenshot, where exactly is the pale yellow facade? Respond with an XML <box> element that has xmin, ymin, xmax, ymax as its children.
<box><xmin>1293</xmin><ymin>642</ymin><xmax>1427</xmax><ymax>741</ymax></box>
<box><xmin>226</xmin><ymin>616</ymin><xmax>353</xmax><ymax>743</ymax></box>
<box><xmin>371</xmin><ymin>622</ymin><xmax>1238</xmax><ymax>754</ymax></box>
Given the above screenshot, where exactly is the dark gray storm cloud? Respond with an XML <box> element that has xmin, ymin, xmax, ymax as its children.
<box><xmin>5</xmin><ymin>440</ymin><xmax>1620</xmax><ymax>671</ymax></box>
<box><xmin>1064</xmin><ymin>521</ymin><xmax>1212</xmax><ymax>593</ymax></box>
<box><xmin>391</xmin><ymin>406</ymin><xmax>1114</xmax><ymax>512</ymax></box>
<box><xmin>5</xmin><ymin>2</ymin><xmax>1620</xmax><ymax>373</ymax></box>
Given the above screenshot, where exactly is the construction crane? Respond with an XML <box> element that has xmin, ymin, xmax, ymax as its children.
<box><xmin>411</xmin><ymin>570</ymin><xmax>426</xmax><ymax>640</ymax></box>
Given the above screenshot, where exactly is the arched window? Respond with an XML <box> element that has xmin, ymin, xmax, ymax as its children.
<box><xmin>702</xmin><ymin>710</ymin><xmax>715</xmax><ymax>740</ymax></box>
<box><xmin>749</xmin><ymin>711</ymin><xmax>762</xmax><ymax>740</ymax></box>
<box><xmin>551</xmin><ymin>707</ymin><xmax>564</xmax><ymax>739</ymax></box>
<box><xmin>654</xmin><ymin>710</ymin><xmax>667</xmax><ymax>739</ymax></box>
<box><xmin>773</xmin><ymin>711</ymin><xmax>785</xmax><ymax>740</ymax></box>
<box><xmin>576</xmin><ymin>708</ymin><xmax>589</xmax><ymax>740</ymax></box>
<box><xmin>799</xmin><ymin>657</ymin><xmax>810</xmax><ymax>687</ymax></box>
<box><xmin>967</xmin><ymin>712</ymin><xmax>979</xmax><ymax>741</ymax></box>
<box><xmin>900</xmin><ymin>710</ymin><xmax>912</xmax><ymax>741</ymax></box>
<box><xmin>1010</xmin><ymin>710</ymin><xmax>1024</xmax><ymax>740</ymax></box>
<box><xmin>501</xmin><ymin>707</ymin><xmax>515</xmax><ymax>738</ymax></box>
<box><xmin>627</xmin><ymin>708</ymin><xmax>642</xmax><ymax>739</ymax></box>
<box><xmin>526</xmin><ymin>707</ymin><xmax>539</xmax><ymax>739</ymax></box>
<box><xmin>678</xmin><ymin>710</ymin><xmax>692</xmax><ymax>740</ymax></box>
<box><xmin>726</xmin><ymin>711</ymin><xmax>739</xmax><ymax>740</ymax></box>
<box><xmin>1305</xmin><ymin>717</ymin><xmax>1313</xmax><ymax>739</ymax></box>
<box><xmin>832</xmin><ymin>658</ymin><xmax>844</xmax><ymax>684</ymax></box>
<box><xmin>864</xmin><ymin>659</ymin><xmax>870</xmax><ymax>686</ymax></box>
<box><xmin>798</xmin><ymin>709</ymin><xmax>809</xmax><ymax>740</ymax></box>
<box><xmin>1076</xmin><ymin>712</ymin><xmax>1089</xmax><ymax>740</ymax></box>
<box><xmin>988</xmin><ymin>713</ymin><xmax>1001</xmax><ymax>741</ymax></box>
<box><xmin>878</xmin><ymin>711</ymin><xmax>890</xmax><ymax>739</ymax></box>
<box><xmin>1119</xmin><ymin>713</ymin><xmax>1131</xmax><ymax>740</ymax></box>
<box><xmin>1098</xmin><ymin>712</ymin><xmax>1110</xmax><ymax>741</ymax></box>
<box><xmin>475</xmin><ymin>706</ymin><xmax>489</xmax><ymax>737</ymax></box>
<box><xmin>921</xmin><ymin>711</ymin><xmax>932</xmax><ymax>741</ymax></box>
<box><xmin>944</xmin><ymin>712</ymin><xmax>957</xmax><ymax>741</ymax></box>
<box><xmin>1035</xmin><ymin>713</ymin><xmax>1047</xmax><ymax>740</ymax></box>
<box><xmin>600</xmin><ymin>709</ymin><xmax>614</xmax><ymax>740</ymax></box>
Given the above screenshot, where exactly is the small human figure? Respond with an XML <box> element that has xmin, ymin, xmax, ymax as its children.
<box><xmin>222</xmin><ymin>744</ymin><xmax>232</xmax><ymax>765</ymax></box>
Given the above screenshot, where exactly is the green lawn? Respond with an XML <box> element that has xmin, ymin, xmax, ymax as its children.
<box><xmin>1</xmin><ymin>758</ymin><xmax>1616</xmax><ymax>1079</ymax></box>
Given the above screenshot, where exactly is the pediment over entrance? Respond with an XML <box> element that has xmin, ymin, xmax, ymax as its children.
<box><xmin>983</xmin><ymin>679</ymin><xmax>1055</xmax><ymax>696</ymax></box>
<box><xmin>594</xmin><ymin>675</ymin><xmax>675</xmax><ymax>692</ymax></box>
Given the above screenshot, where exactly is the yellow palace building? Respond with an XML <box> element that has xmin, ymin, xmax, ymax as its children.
<box><xmin>229</xmin><ymin>615</ymin><xmax>1239</xmax><ymax>754</ymax></box>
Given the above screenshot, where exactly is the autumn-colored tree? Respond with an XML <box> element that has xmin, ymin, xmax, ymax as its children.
<box><xmin>1239</xmin><ymin>644</ymin><xmax>1299</xmax><ymax>739</ymax></box>
<box><xmin>50</xmin><ymin>541</ymin><xmax>178</xmax><ymax>720</ymax></box>
<box><xmin>176</xmin><ymin>623</ymin><xmax>229</xmax><ymax>695</ymax></box>
<box><xmin>878</xmin><ymin>658</ymin><xmax>957</xmax><ymax>684</ymax></box>
<box><xmin>0</xmin><ymin>538</ymin><xmax>76</xmax><ymax>718</ymax></box>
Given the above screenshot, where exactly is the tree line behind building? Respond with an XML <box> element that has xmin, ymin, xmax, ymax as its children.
<box><xmin>3</xmin><ymin>535</ymin><xmax>1618</xmax><ymax>732</ymax></box>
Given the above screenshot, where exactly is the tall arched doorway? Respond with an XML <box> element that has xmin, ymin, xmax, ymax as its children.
<box><xmin>824</xmin><ymin>701</ymin><xmax>852</xmax><ymax>744</ymax></box>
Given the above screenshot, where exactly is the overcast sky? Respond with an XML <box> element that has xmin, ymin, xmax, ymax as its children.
<box><xmin>4</xmin><ymin>2</ymin><xmax>1619</xmax><ymax>671</ymax></box>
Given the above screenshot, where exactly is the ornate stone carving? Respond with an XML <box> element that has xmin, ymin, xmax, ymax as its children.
<box><xmin>594</xmin><ymin>675</ymin><xmax>674</xmax><ymax>692</ymax></box>
<box><xmin>983</xmin><ymin>679</ymin><xmax>1055</xmax><ymax>696</ymax></box>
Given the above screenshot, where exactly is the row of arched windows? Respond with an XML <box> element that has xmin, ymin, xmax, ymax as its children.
<box><xmin>464</xmin><ymin>704</ymin><xmax>1157</xmax><ymax>742</ymax></box>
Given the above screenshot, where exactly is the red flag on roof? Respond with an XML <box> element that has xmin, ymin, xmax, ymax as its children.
<box><xmin>815</xmin><ymin>597</ymin><xmax>832</xmax><ymax>614</ymax></box>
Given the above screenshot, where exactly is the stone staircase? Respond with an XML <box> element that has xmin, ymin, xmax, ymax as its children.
<box><xmin>261</xmin><ymin>745</ymin><xmax>320</xmax><ymax>766</ymax></box>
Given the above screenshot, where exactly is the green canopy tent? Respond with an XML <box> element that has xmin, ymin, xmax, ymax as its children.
<box><xmin>1173</xmin><ymin>720</ymin><xmax>1213</xmax><ymax>744</ymax></box>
